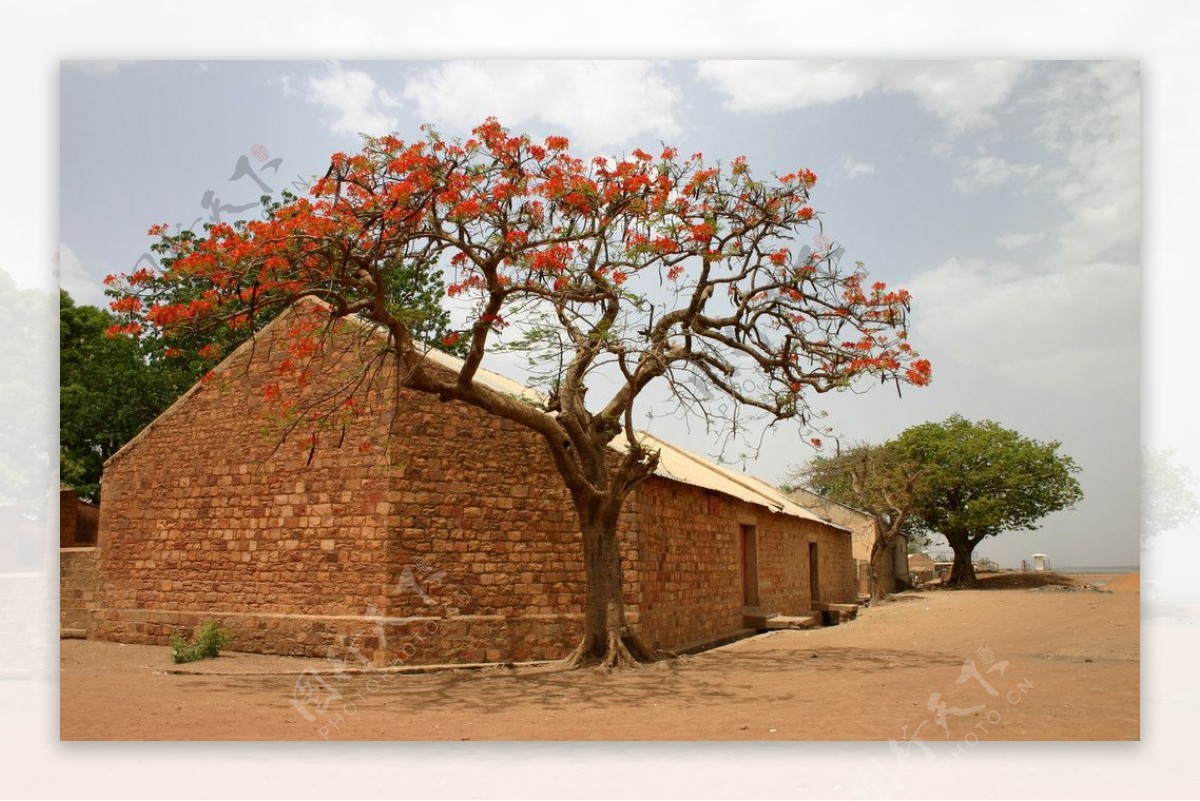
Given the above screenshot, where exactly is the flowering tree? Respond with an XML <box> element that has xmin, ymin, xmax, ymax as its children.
<box><xmin>108</xmin><ymin>119</ymin><xmax>930</xmax><ymax>668</ymax></box>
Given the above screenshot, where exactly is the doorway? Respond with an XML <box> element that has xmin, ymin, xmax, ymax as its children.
<box><xmin>740</xmin><ymin>525</ymin><xmax>759</xmax><ymax>607</ymax></box>
<box><xmin>809</xmin><ymin>542</ymin><xmax>820</xmax><ymax>603</ymax></box>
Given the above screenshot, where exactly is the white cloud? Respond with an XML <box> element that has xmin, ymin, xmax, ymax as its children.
<box><xmin>696</xmin><ymin>60</ymin><xmax>1029</xmax><ymax>131</ymax></box>
<box><xmin>305</xmin><ymin>63</ymin><xmax>400</xmax><ymax>138</ymax></box>
<box><xmin>908</xmin><ymin>257</ymin><xmax>1138</xmax><ymax>389</ymax></box>
<box><xmin>954</xmin><ymin>155</ymin><xmax>1042</xmax><ymax>193</ymax></box>
<box><xmin>402</xmin><ymin>61</ymin><xmax>681</xmax><ymax>151</ymax></box>
<box><xmin>1034</xmin><ymin>62</ymin><xmax>1140</xmax><ymax>263</ymax></box>
<box><xmin>840</xmin><ymin>155</ymin><xmax>875</xmax><ymax>179</ymax></box>
<box><xmin>996</xmin><ymin>232</ymin><xmax>1045</xmax><ymax>249</ymax></box>
<box><xmin>56</xmin><ymin>243</ymin><xmax>108</xmax><ymax>308</ymax></box>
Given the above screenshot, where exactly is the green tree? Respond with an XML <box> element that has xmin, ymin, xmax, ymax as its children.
<box><xmin>59</xmin><ymin>290</ymin><xmax>195</xmax><ymax>501</ymax></box>
<box><xmin>895</xmin><ymin>415</ymin><xmax>1083</xmax><ymax>586</ymax></box>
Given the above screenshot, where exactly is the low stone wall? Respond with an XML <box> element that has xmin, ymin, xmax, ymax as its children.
<box><xmin>90</xmin><ymin>607</ymin><xmax>584</xmax><ymax>665</ymax></box>
<box><xmin>60</xmin><ymin>548</ymin><xmax>99</xmax><ymax>633</ymax></box>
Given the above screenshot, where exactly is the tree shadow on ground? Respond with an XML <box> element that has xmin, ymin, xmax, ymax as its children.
<box><xmin>193</xmin><ymin>638</ymin><xmax>962</xmax><ymax>718</ymax></box>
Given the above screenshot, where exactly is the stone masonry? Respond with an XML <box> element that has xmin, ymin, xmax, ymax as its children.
<box><xmin>60</xmin><ymin>547</ymin><xmax>99</xmax><ymax>635</ymax></box>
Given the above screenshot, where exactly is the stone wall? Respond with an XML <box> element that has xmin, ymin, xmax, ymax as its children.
<box><xmin>60</xmin><ymin>547</ymin><xmax>99</xmax><ymax>633</ymax></box>
<box><xmin>787</xmin><ymin>487</ymin><xmax>906</xmax><ymax>596</ymax></box>
<box><xmin>628</xmin><ymin>478</ymin><xmax>745</xmax><ymax>651</ymax></box>
<box><xmin>631</xmin><ymin>478</ymin><xmax>856</xmax><ymax>651</ymax></box>
<box><xmin>809</xmin><ymin>525</ymin><xmax>857</xmax><ymax>605</ymax></box>
<box><xmin>93</xmin><ymin>309</ymin><xmax>601</xmax><ymax>664</ymax></box>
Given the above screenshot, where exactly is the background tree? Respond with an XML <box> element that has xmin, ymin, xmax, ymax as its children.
<box><xmin>799</xmin><ymin>441</ymin><xmax>922</xmax><ymax>600</ymax></box>
<box><xmin>107</xmin><ymin>119</ymin><xmax>931</xmax><ymax>667</ymax></box>
<box><xmin>60</xmin><ymin>289</ymin><xmax>197</xmax><ymax>501</ymax></box>
<box><xmin>905</xmin><ymin>529</ymin><xmax>932</xmax><ymax>554</ymax></box>
<box><xmin>894</xmin><ymin>415</ymin><xmax>1083</xmax><ymax>586</ymax></box>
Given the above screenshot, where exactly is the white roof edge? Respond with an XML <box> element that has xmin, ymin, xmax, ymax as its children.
<box><xmin>621</xmin><ymin>433</ymin><xmax>841</xmax><ymax>527</ymax></box>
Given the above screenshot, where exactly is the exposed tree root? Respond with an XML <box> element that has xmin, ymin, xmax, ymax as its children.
<box><xmin>561</xmin><ymin>629</ymin><xmax>657</xmax><ymax>671</ymax></box>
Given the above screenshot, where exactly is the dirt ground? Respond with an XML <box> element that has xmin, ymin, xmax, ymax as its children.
<box><xmin>59</xmin><ymin>572</ymin><xmax>1139</xmax><ymax>741</ymax></box>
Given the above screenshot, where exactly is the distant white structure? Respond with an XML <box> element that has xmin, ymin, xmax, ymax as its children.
<box><xmin>1032</xmin><ymin>553</ymin><xmax>1049</xmax><ymax>572</ymax></box>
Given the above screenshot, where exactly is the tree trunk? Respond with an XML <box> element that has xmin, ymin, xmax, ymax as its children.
<box><xmin>946</xmin><ymin>536</ymin><xmax>978</xmax><ymax>587</ymax></box>
<box><xmin>561</xmin><ymin>502</ymin><xmax>655</xmax><ymax>669</ymax></box>
<box><xmin>868</xmin><ymin>536</ymin><xmax>891</xmax><ymax>601</ymax></box>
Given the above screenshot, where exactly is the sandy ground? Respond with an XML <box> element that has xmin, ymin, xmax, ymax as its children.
<box><xmin>60</xmin><ymin>572</ymin><xmax>1138</xmax><ymax>741</ymax></box>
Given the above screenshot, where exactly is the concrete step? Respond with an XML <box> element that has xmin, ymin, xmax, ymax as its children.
<box><xmin>812</xmin><ymin>602</ymin><xmax>860</xmax><ymax>622</ymax></box>
<box><xmin>762</xmin><ymin>614</ymin><xmax>822</xmax><ymax>631</ymax></box>
<box><xmin>743</xmin><ymin>611</ymin><xmax>822</xmax><ymax>631</ymax></box>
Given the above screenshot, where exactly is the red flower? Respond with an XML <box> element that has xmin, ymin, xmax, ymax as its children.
<box><xmin>905</xmin><ymin>358</ymin><xmax>932</xmax><ymax>386</ymax></box>
<box><xmin>110</xmin><ymin>296</ymin><xmax>143</xmax><ymax>314</ymax></box>
<box><xmin>198</xmin><ymin>343</ymin><xmax>224</xmax><ymax>361</ymax></box>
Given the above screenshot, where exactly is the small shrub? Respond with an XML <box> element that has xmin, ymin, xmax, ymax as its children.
<box><xmin>170</xmin><ymin>621</ymin><xmax>233</xmax><ymax>664</ymax></box>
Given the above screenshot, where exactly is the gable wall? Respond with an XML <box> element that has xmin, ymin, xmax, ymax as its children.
<box><xmin>93</xmin><ymin>322</ymin><xmax>399</xmax><ymax>652</ymax></box>
<box><xmin>90</xmin><ymin>312</ymin><xmax>605</xmax><ymax>663</ymax></box>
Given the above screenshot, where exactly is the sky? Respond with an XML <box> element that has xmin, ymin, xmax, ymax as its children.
<box><xmin>5</xmin><ymin>3</ymin><xmax>1200</xmax><ymax>798</ymax></box>
<box><xmin>59</xmin><ymin>59</ymin><xmax>1141</xmax><ymax>570</ymax></box>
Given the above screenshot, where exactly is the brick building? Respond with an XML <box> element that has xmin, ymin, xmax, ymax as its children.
<box><xmin>76</xmin><ymin>299</ymin><xmax>856</xmax><ymax>665</ymax></box>
<box><xmin>787</xmin><ymin>487</ymin><xmax>910</xmax><ymax>597</ymax></box>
